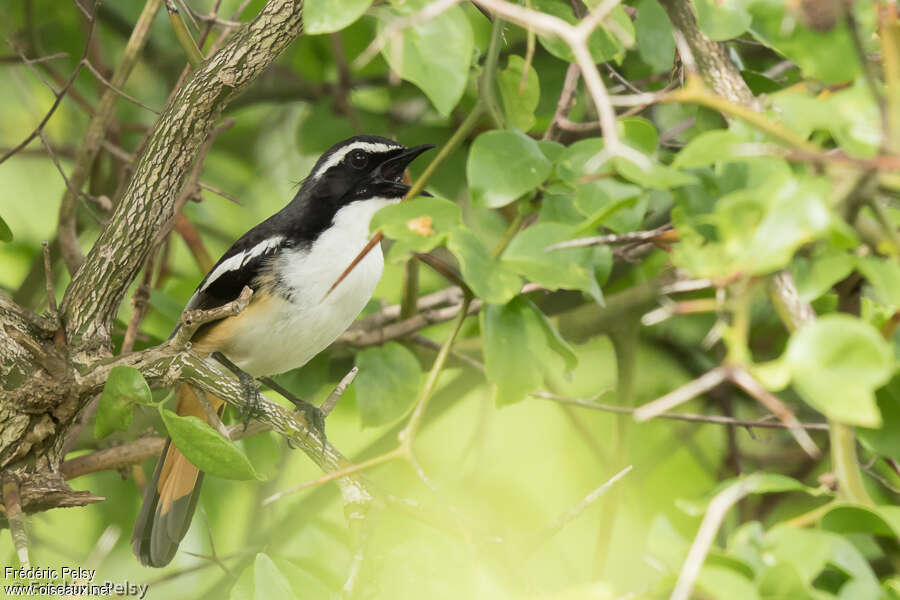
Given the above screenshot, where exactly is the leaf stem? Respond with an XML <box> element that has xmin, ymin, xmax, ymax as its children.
<box><xmin>830</xmin><ymin>422</ymin><xmax>874</xmax><ymax>506</ymax></box>
<box><xmin>399</xmin><ymin>293</ymin><xmax>473</xmax><ymax>448</ymax></box>
<box><xmin>481</xmin><ymin>16</ymin><xmax>506</xmax><ymax>129</ymax></box>
<box><xmin>166</xmin><ymin>0</ymin><xmax>204</xmax><ymax>68</ymax></box>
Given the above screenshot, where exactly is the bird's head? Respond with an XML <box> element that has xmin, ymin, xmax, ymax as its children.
<box><xmin>304</xmin><ymin>135</ymin><xmax>434</xmax><ymax>206</ymax></box>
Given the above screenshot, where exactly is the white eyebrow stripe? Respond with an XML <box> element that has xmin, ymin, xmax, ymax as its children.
<box><xmin>312</xmin><ymin>141</ymin><xmax>401</xmax><ymax>179</ymax></box>
<box><xmin>199</xmin><ymin>235</ymin><xmax>285</xmax><ymax>293</ymax></box>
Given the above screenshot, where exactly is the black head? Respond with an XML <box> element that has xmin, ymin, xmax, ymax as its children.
<box><xmin>300</xmin><ymin>135</ymin><xmax>434</xmax><ymax>206</ymax></box>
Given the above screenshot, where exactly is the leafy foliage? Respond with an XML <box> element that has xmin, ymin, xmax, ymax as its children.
<box><xmin>1</xmin><ymin>0</ymin><xmax>899</xmax><ymax>599</ymax></box>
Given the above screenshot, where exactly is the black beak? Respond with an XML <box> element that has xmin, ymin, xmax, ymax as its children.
<box><xmin>373</xmin><ymin>144</ymin><xmax>436</xmax><ymax>197</ymax></box>
<box><xmin>377</xmin><ymin>144</ymin><xmax>435</xmax><ymax>180</ymax></box>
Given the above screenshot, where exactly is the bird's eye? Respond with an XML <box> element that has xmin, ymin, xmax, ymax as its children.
<box><xmin>348</xmin><ymin>150</ymin><xmax>368</xmax><ymax>169</ymax></box>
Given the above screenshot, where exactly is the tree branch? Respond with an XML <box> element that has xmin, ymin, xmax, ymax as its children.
<box><xmin>59</xmin><ymin>0</ymin><xmax>305</xmax><ymax>356</ymax></box>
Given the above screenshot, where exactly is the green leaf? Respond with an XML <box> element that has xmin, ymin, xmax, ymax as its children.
<box><xmin>555</xmin><ymin>138</ymin><xmax>611</xmax><ymax>182</ymax></box>
<box><xmin>467</xmin><ymin>129</ymin><xmax>552</xmax><ymax>208</ymax></box>
<box><xmin>695</xmin><ymin>566</ymin><xmax>757</xmax><ymax>600</ymax></box>
<box><xmin>527</xmin><ymin>297</ymin><xmax>578</xmax><ymax>371</ymax></box>
<box><xmin>785</xmin><ymin>315</ymin><xmax>894</xmax><ymax>427</ymax></box>
<box><xmin>859</xmin><ymin>376</ymin><xmax>900</xmax><ymax>460</ymax></box>
<box><xmin>857</xmin><ymin>256</ymin><xmax>900</xmax><ymax>309</ymax></box>
<box><xmin>692</xmin><ymin>0</ymin><xmax>751</xmax><ymax>41</ymax></box>
<box><xmin>791</xmin><ymin>251</ymin><xmax>855</xmax><ymax>303</ymax></box>
<box><xmin>497</xmin><ymin>55</ymin><xmax>540</xmax><ymax>132</ymax></box>
<box><xmin>820</xmin><ymin>504</ymin><xmax>900</xmax><ymax>539</ymax></box>
<box><xmin>673</xmin><ymin>176</ymin><xmax>832</xmax><ymax>278</ymax></box>
<box><xmin>0</xmin><ymin>216</ymin><xmax>11</xmax><ymax>243</ymax></box>
<box><xmin>160</xmin><ymin>409</ymin><xmax>261</xmax><ymax>480</ymax></box>
<box><xmin>253</xmin><ymin>554</ymin><xmax>298</xmax><ymax>600</ymax></box>
<box><xmin>502</xmin><ymin>222</ymin><xmax>602</xmax><ymax>301</ymax></box>
<box><xmin>303</xmin><ymin>0</ymin><xmax>371</xmax><ymax>34</ymax></box>
<box><xmin>354</xmin><ymin>342</ymin><xmax>422</xmax><ymax>427</ymax></box>
<box><xmin>634</xmin><ymin>0</ymin><xmax>674</xmax><ymax>73</ymax></box>
<box><xmin>748</xmin><ymin>1</ymin><xmax>861</xmax><ymax>84</ymax></box>
<box><xmin>371</xmin><ymin>196</ymin><xmax>462</xmax><ymax>257</ymax></box>
<box><xmin>447</xmin><ymin>229</ymin><xmax>521</xmax><ymax>304</ymax></box>
<box><xmin>376</xmin><ymin>1</ymin><xmax>473</xmax><ymax>115</ymax></box>
<box><xmin>574</xmin><ymin>179</ymin><xmax>645</xmax><ymax>234</ymax></box>
<box><xmin>614</xmin><ymin>156</ymin><xmax>698</xmax><ymax>190</ymax></box>
<box><xmin>94</xmin><ymin>366</ymin><xmax>152</xmax><ymax>438</ymax></box>
<box><xmin>480</xmin><ymin>298</ymin><xmax>546</xmax><ymax>406</ymax></box>
<box><xmin>673</xmin><ymin>130</ymin><xmax>744</xmax><ymax>168</ymax></box>
<box><xmin>619</xmin><ymin>117</ymin><xmax>658</xmax><ymax>154</ymax></box>
<box><xmin>533</xmin><ymin>0</ymin><xmax>633</xmax><ymax>63</ymax></box>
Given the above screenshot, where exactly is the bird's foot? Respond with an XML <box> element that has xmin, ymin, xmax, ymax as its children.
<box><xmin>211</xmin><ymin>352</ymin><xmax>262</xmax><ymax>430</ymax></box>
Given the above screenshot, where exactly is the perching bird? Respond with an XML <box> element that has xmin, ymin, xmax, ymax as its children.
<box><xmin>132</xmin><ymin>135</ymin><xmax>434</xmax><ymax>567</ymax></box>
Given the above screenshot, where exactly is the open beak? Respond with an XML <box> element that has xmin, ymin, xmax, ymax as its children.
<box><xmin>373</xmin><ymin>144</ymin><xmax>436</xmax><ymax>197</ymax></box>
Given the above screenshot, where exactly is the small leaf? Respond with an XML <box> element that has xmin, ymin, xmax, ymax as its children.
<box><xmin>372</xmin><ymin>196</ymin><xmax>461</xmax><ymax>256</ymax></box>
<box><xmin>527</xmin><ymin>298</ymin><xmax>578</xmax><ymax>371</ymax></box>
<box><xmin>0</xmin><ymin>216</ymin><xmax>12</xmax><ymax>243</ymax></box>
<box><xmin>693</xmin><ymin>0</ymin><xmax>751</xmax><ymax>40</ymax></box>
<box><xmin>785</xmin><ymin>315</ymin><xmax>894</xmax><ymax>427</ymax></box>
<box><xmin>253</xmin><ymin>554</ymin><xmax>299</xmax><ymax>600</ymax></box>
<box><xmin>160</xmin><ymin>409</ymin><xmax>261</xmax><ymax>480</ymax></box>
<box><xmin>614</xmin><ymin>156</ymin><xmax>698</xmax><ymax>190</ymax></box>
<box><xmin>354</xmin><ymin>342</ymin><xmax>422</xmax><ymax>427</ymax></box>
<box><xmin>376</xmin><ymin>1</ymin><xmax>473</xmax><ymax>115</ymax></box>
<box><xmin>94</xmin><ymin>366</ymin><xmax>152</xmax><ymax>438</ymax></box>
<box><xmin>447</xmin><ymin>228</ymin><xmax>522</xmax><ymax>305</ymax></box>
<box><xmin>857</xmin><ymin>256</ymin><xmax>900</xmax><ymax>309</ymax></box>
<box><xmin>533</xmin><ymin>0</ymin><xmax>633</xmax><ymax>63</ymax></box>
<box><xmin>303</xmin><ymin>0</ymin><xmax>371</xmax><ymax>34</ymax></box>
<box><xmin>497</xmin><ymin>55</ymin><xmax>540</xmax><ymax>131</ymax></box>
<box><xmin>673</xmin><ymin>130</ymin><xmax>744</xmax><ymax>168</ymax></box>
<box><xmin>791</xmin><ymin>251</ymin><xmax>855</xmax><ymax>303</ymax></box>
<box><xmin>467</xmin><ymin>129</ymin><xmax>552</xmax><ymax>208</ymax></box>
<box><xmin>480</xmin><ymin>298</ymin><xmax>545</xmax><ymax>406</ymax></box>
<box><xmin>820</xmin><ymin>504</ymin><xmax>900</xmax><ymax>539</ymax></box>
<box><xmin>555</xmin><ymin>138</ymin><xmax>610</xmax><ymax>182</ymax></box>
<box><xmin>502</xmin><ymin>222</ymin><xmax>602</xmax><ymax>301</ymax></box>
<box><xmin>859</xmin><ymin>376</ymin><xmax>900</xmax><ymax>460</ymax></box>
<box><xmin>634</xmin><ymin>0</ymin><xmax>674</xmax><ymax>73</ymax></box>
<box><xmin>619</xmin><ymin>117</ymin><xmax>658</xmax><ymax>154</ymax></box>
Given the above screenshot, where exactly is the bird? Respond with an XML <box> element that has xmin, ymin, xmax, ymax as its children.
<box><xmin>131</xmin><ymin>135</ymin><xmax>434</xmax><ymax>567</ymax></box>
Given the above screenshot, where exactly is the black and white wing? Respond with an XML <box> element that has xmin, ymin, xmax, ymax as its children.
<box><xmin>185</xmin><ymin>229</ymin><xmax>286</xmax><ymax>313</ymax></box>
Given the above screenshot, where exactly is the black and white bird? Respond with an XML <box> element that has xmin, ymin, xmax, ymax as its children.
<box><xmin>132</xmin><ymin>135</ymin><xmax>434</xmax><ymax>567</ymax></box>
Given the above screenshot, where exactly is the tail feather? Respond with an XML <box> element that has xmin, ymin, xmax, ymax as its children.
<box><xmin>132</xmin><ymin>383</ymin><xmax>224</xmax><ymax>567</ymax></box>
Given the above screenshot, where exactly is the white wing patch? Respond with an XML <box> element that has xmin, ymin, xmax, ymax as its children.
<box><xmin>312</xmin><ymin>141</ymin><xmax>400</xmax><ymax>180</ymax></box>
<box><xmin>199</xmin><ymin>235</ymin><xmax>285</xmax><ymax>293</ymax></box>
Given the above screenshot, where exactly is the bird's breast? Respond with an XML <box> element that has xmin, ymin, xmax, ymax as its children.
<box><xmin>210</xmin><ymin>205</ymin><xmax>389</xmax><ymax>377</ymax></box>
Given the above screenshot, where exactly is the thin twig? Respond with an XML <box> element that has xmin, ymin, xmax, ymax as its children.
<box><xmin>671</xmin><ymin>477</ymin><xmax>759</xmax><ymax>600</ymax></box>
<box><xmin>544</xmin><ymin>63</ymin><xmax>580</xmax><ymax>140</ymax></box>
<box><xmin>0</xmin><ymin>0</ymin><xmax>100</xmax><ymax>165</ymax></box>
<box><xmin>531</xmin><ymin>391</ymin><xmax>829</xmax><ymax>431</ymax></box>
<box><xmin>633</xmin><ymin>367</ymin><xmax>729</xmax><ymax>422</ymax></box>
<box><xmin>81</xmin><ymin>59</ymin><xmax>161</xmax><ymax>114</ymax></box>
<box><xmin>530</xmin><ymin>465</ymin><xmax>632</xmax><ymax>550</ymax></box>
<box><xmin>729</xmin><ymin>368</ymin><xmax>820</xmax><ymax>459</ymax></box>
<box><xmin>321</xmin><ymin>367</ymin><xmax>359</xmax><ymax>417</ymax></box>
<box><xmin>170</xmin><ymin>286</ymin><xmax>252</xmax><ymax>347</ymax></box>
<box><xmin>547</xmin><ymin>225</ymin><xmax>674</xmax><ymax>250</ymax></box>
<box><xmin>3</xmin><ymin>479</ymin><xmax>30</xmax><ymax>568</ymax></box>
<box><xmin>41</xmin><ymin>241</ymin><xmax>58</xmax><ymax>319</ymax></box>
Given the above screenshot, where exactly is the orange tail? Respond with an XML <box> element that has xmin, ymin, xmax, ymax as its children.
<box><xmin>131</xmin><ymin>383</ymin><xmax>225</xmax><ymax>567</ymax></box>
